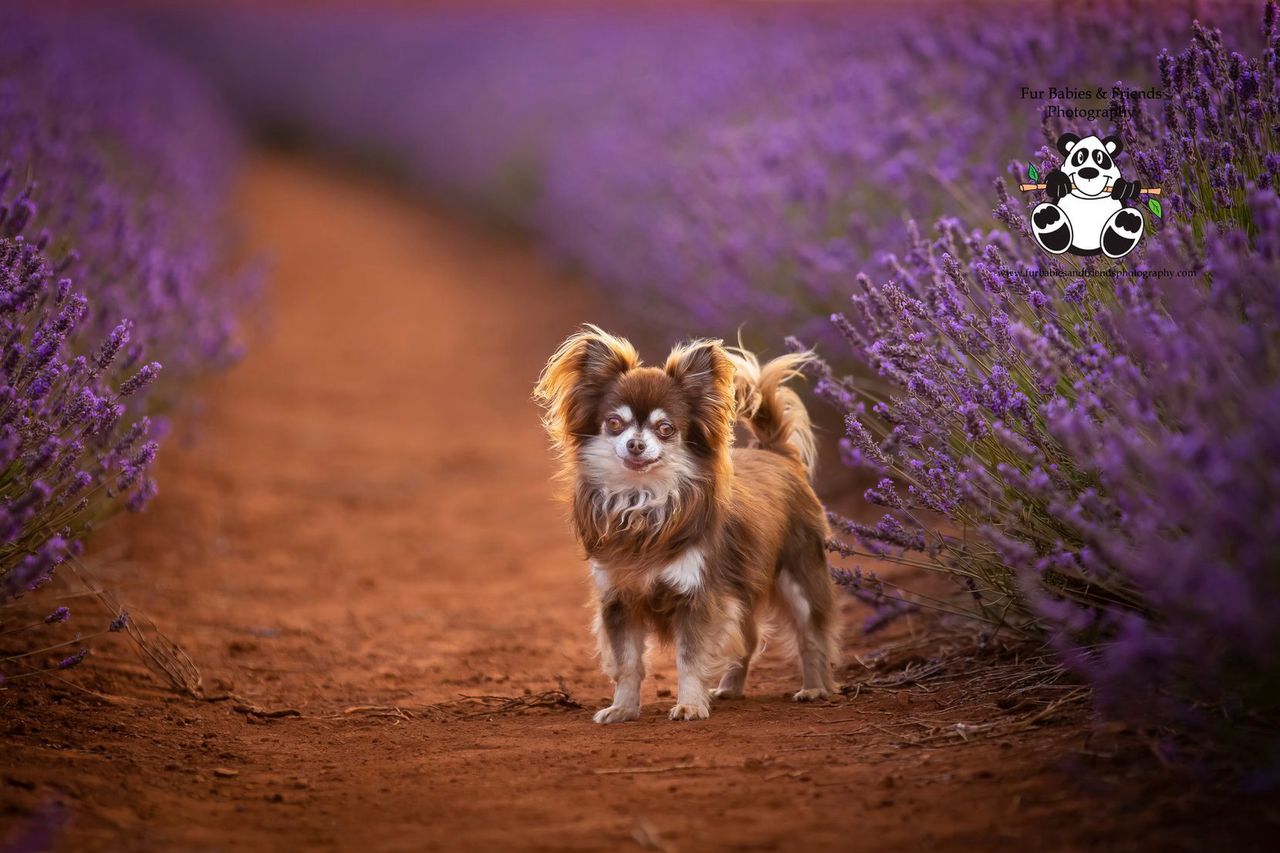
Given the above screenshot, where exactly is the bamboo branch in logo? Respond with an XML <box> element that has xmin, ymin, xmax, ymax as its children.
<box><xmin>1020</xmin><ymin>163</ymin><xmax>1163</xmax><ymax>218</ymax></box>
<box><xmin>1017</xmin><ymin>181</ymin><xmax>1162</xmax><ymax>195</ymax></box>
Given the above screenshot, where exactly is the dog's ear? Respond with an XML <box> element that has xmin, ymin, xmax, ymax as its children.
<box><xmin>1056</xmin><ymin>133</ymin><xmax>1080</xmax><ymax>156</ymax></box>
<box><xmin>1102</xmin><ymin>135</ymin><xmax>1123</xmax><ymax>156</ymax></box>
<box><xmin>665</xmin><ymin>339</ymin><xmax>736</xmax><ymax>454</ymax></box>
<box><xmin>534</xmin><ymin>325</ymin><xmax>639</xmax><ymax>452</ymax></box>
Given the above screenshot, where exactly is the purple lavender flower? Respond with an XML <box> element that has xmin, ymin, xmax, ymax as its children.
<box><xmin>118</xmin><ymin>362</ymin><xmax>161</xmax><ymax>397</ymax></box>
<box><xmin>43</xmin><ymin>607</ymin><xmax>70</xmax><ymax>624</ymax></box>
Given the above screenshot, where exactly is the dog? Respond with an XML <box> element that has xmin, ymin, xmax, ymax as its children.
<box><xmin>534</xmin><ymin>326</ymin><xmax>839</xmax><ymax>723</ymax></box>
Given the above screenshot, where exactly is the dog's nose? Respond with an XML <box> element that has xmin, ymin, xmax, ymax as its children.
<box><xmin>626</xmin><ymin>438</ymin><xmax>646</xmax><ymax>456</ymax></box>
<box><xmin>1079</xmin><ymin>167</ymin><xmax>1099</xmax><ymax>180</ymax></box>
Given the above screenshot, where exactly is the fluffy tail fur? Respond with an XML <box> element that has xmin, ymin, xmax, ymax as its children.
<box><xmin>726</xmin><ymin>348</ymin><xmax>818</xmax><ymax>480</ymax></box>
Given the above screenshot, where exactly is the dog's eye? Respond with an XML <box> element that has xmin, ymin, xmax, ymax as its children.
<box><xmin>605</xmin><ymin>416</ymin><xmax>624</xmax><ymax>434</ymax></box>
<box><xmin>656</xmin><ymin>421</ymin><xmax>676</xmax><ymax>439</ymax></box>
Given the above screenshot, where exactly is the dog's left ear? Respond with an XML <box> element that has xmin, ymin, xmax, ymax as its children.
<box><xmin>1102</xmin><ymin>135</ymin><xmax>1123</xmax><ymax>156</ymax></box>
<box><xmin>665</xmin><ymin>339</ymin><xmax>736</xmax><ymax>454</ymax></box>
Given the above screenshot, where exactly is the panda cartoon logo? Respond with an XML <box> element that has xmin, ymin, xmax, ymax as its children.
<box><xmin>1031</xmin><ymin>133</ymin><xmax>1145</xmax><ymax>259</ymax></box>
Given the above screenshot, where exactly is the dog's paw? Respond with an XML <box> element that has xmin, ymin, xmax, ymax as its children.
<box><xmin>709</xmin><ymin>687</ymin><xmax>743</xmax><ymax>701</ymax></box>
<box><xmin>792</xmin><ymin>687</ymin><xmax>831</xmax><ymax>703</ymax></box>
<box><xmin>668</xmin><ymin>702</ymin><xmax>710</xmax><ymax>721</ymax></box>
<box><xmin>593</xmin><ymin>704</ymin><xmax>640</xmax><ymax>724</ymax></box>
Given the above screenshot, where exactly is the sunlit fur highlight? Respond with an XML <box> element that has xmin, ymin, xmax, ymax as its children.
<box><xmin>534</xmin><ymin>326</ymin><xmax>840</xmax><ymax>723</ymax></box>
<box><xmin>534</xmin><ymin>323</ymin><xmax>640</xmax><ymax>464</ymax></box>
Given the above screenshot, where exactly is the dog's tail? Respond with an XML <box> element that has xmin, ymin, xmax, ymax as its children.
<box><xmin>726</xmin><ymin>348</ymin><xmax>818</xmax><ymax>480</ymax></box>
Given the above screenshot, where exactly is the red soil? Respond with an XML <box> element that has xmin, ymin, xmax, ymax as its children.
<box><xmin>0</xmin><ymin>154</ymin><xmax>1271</xmax><ymax>851</ymax></box>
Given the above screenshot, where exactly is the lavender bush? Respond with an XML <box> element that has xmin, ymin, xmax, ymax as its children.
<box><xmin>1</xmin><ymin>11</ymin><xmax>246</xmax><ymax>388</ymax></box>
<box><xmin>813</xmin><ymin>9</ymin><xmax>1280</xmax><ymax>756</ymax></box>
<box><xmin>1</xmin><ymin>11</ymin><xmax>245</xmax><ymax>612</ymax></box>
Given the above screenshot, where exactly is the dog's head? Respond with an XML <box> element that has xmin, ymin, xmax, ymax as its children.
<box><xmin>534</xmin><ymin>326</ymin><xmax>736</xmax><ymax>489</ymax></box>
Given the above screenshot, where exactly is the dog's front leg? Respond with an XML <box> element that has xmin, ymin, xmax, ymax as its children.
<box><xmin>669</xmin><ymin>612</ymin><xmax>713</xmax><ymax>721</ymax></box>
<box><xmin>594</xmin><ymin>599</ymin><xmax>645</xmax><ymax>724</ymax></box>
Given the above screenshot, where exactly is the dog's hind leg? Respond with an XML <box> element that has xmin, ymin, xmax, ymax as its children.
<box><xmin>711</xmin><ymin>609</ymin><xmax>757</xmax><ymax>700</ymax></box>
<box><xmin>777</xmin><ymin>553</ymin><xmax>840</xmax><ymax>702</ymax></box>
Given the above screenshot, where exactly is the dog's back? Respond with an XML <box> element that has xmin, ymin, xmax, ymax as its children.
<box><xmin>722</xmin><ymin>350</ymin><xmax>840</xmax><ymax>700</ymax></box>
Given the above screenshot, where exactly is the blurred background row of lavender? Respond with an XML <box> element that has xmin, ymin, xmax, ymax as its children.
<box><xmin>155</xmin><ymin>1</ymin><xmax>1249</xmax><ymax>347</ymax></box>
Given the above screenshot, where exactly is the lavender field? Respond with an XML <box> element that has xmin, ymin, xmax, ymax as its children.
<box><xmin>3</xmin><ymin>1</ymin><xmax>1279</xmax><ymax>849</ymax></box>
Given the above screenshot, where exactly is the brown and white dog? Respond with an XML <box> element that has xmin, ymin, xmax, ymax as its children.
<box><xmin>534</xmin><ymin>326</ymin><xmax>839</xmax><ymax>723</ymax></box>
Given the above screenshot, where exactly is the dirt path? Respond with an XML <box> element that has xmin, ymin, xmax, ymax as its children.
<box><xmin>1</xmin><ymin>154</ymin><xmax>1265</xmax><ymax>851</ymax></box>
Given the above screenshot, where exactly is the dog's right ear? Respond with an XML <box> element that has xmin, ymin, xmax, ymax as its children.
<box><xmin>665</xmin><ymin>338</ymin><xmax>736</xmax><ymax>455</ymax></box>
<box><xmin>534</xmin><ymin>325</ymin><xmax>639</xmax><ymax>452</ymax></box>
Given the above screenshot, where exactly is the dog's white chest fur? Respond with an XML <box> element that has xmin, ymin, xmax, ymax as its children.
<box><xmin>656</xmin><ymin>546</ymin><xmax>705</xmax><ymax>593</ymax></box>
<box><xmin>593</xmin><ymin>545</ymin><xmax>705</xmax><ymax>596</ymax></box>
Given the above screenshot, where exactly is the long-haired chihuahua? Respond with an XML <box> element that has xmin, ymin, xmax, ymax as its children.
<box><xmin>534</xmin><ymin>326</ymin><xmax>839</xmax><ymax>723</ymax></box>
